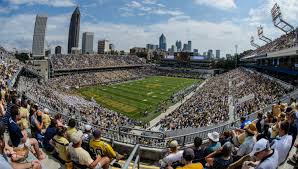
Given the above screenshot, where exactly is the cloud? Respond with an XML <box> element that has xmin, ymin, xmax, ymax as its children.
<box><xmin>121</xmin><ymin>0</ymin><xmax>184</xmax><ymax>17</ymax></box>
<box><xmin>6</xmin><ymin>0</ymin><xmax>76</xmax><ymax>7</ymax></box>
<box><xmin>194</xmin><ymin>0</ymin><xmax>236</xmax><ymax>10</ymax></box>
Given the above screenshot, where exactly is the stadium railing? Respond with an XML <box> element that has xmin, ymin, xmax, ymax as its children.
<box><xmin>122</xmin><ymin>144</ymin><xmax>140</xmax><ymax>169</ymax></box>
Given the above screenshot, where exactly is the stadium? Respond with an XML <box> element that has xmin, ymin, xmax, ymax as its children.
<box><xmin>0</xmin><ymin>1</ymin><xmax>298</xmax><ymax>169</ymax></box>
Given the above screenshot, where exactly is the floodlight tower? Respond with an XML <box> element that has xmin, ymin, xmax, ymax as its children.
<box><xmin>250</xmin><ymin>36</ymin><xmax>260</xmax><ymax>48</ymax></box>
<box><xmin>257</xmin><ymin>26</ymin><xmax>272</xmax><ymax>44</ymax></box>
<box><xmin>271</xmin><ymin>3</ymin><xmax>294</xmax><ymax>34</ymax></box>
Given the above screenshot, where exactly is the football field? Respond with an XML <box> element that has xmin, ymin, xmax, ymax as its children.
<box><xmin>78</xmin><ymin>76</ymin><xmax>199</xmax><ymax>122</ymax></box>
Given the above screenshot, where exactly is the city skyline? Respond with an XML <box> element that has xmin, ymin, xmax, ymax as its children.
<box><xmin>1</xmin><ymin>0</ymin><xmax>298</xmax><ymax>56</ymax></box>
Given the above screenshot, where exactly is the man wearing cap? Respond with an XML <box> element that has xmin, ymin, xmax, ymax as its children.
<box><xmin>271</xmin><ymin>121</ymin><xmax>292</xmax><ymax>165</ymax></box>
<box><xmin>245</xmin><ymin>138</ymin><xmax>278</xmax><ymax>169</ymax></box>
<box><xmin>205</xmin><ymin>132</ymin><xmax>221</xmax><ymax>155</ymax></box>
<box><xmin>68</xmin><ymin>130</ymin><xmax>110</xmax><ymax>169</ymax></box>
<box><xmin>160</xmin><ymin>140</ymin><xmax>183</xmax><ymax>168</ymax></box>
<box><xmin>236</xmin><ymin>123</ymin><xmax>257</xmax><ymax>157</ymax></box>
<box><xmin>89</xmin><ymin>129</ymin><xmax>123</xmax><ymax>160</ymax></box>
<box><xmin>167</xmin><ymin>148</ymin><xmax>203</xmax><ymax>169</ymax></box>
<box><xmin>82</xmin><ymin>124</ymin><xmax>92</xmax><ymax>152</ymax></box>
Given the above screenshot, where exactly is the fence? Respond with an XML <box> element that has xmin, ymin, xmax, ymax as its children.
<box><xmin>122</xmin><ymin>144</ymin><xmax>140</xmax><ymax>169</ymax></box>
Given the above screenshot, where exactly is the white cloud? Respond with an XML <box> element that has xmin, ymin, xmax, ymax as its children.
<box><xmin>126</xmin><ymin>1</ymin><xmax>142</xmax><ymax>8</ymax></box>
<box><xmin>194</xmin><ymin>0</ymin><xmax>236</xmax><ymax>10</ymax></box>
<box><xmin>7</xmin><ymin>0</ymin><xmax>76</xmax><ymax>7</ymax></box>
<box><xmin>121</xmin><ymin>0</ymin><xmax>184</xmax><ymax>17</ymax></box>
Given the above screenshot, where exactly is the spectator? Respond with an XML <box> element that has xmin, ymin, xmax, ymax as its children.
<box><xmin>82</xmin><ymin>124</ymin><xmax>92</xmax><ymax>152</ymax></box>
<box><xmin>18</xmin><ymin>100</ymin><xmax>30</xmax><ymax>134</ymax></box>
<box><xmin>271</xmin><ymin>121</ymin><xmax>292</xmax><ymax>165</ymax></box>
<box><xmin>256</xmin><ymin>113</ymin><xmax>264</xmax><ymax>133</ymax></box>
<box><xmin>287</xmin><ymin>112</ymin><xmax>297</xmax><ymax>146</ymax></box>
<box><xmin>245</xmin><ymin>138</ymin><xmax>278</xmax><ymax>169</ymax></box>
<box><xmin>240</xmin><ymin>117</ymin><xmax>251</xmax><ymax>129</ymax></box>
<box><xmin>7</xmin><ymin>104</ymin><xmax>45</xmax><ymax>160</ymax></box>
<box><xmin>89</xmin><ymin>129</ymin><xmax>124</xmax><ymax>160</ymax></box>
<box><xmin>167</xmin><ymin>148</ymin><xmax>203</xmax><ymax>169</ymax></box>
<box><xmin>50</xmin><ymin>126</ymin><xmax>71</xmax><ymax>164</ymax></box>
<box><xmin>205</xmin><ymin>132</ymin><xmax>221</xmax><ymax>155</ymax></box>
<box><xmin>205</xmin><ymin>142</ymin><xmax>233</xmax><ymax>169</ymax></box>
<box><xmin>43</xmin><ymin>119</ymin><xmax>57</xmax><ymax>152</ymax></box>
<box><xmin>31</xmin><ymin>110</ymin><xmax>44</xmax><ymax>143</ymax></box>
<box><xmin>192</xmin><ymin>137</ymin><xmax>204</xmax><ymax>163</ymax></box>
<box><xmin>66</xmin><ymin>118</ymin><xmax>77</xmax><ymax>140</ymax></box>
<box><xmin>0</xmin><ymin>123</ymin><xmax>42</xmax><ymax>169</ymax></box>
<box><xmin>236</xmin><ymin>123</ymin><xmax>257</xmax><ymax>157</ymax></box>
<box><xmin>159</xmin><ymin>140</ymin><xmax>183</xmax><ymax>168</ymax></box>
<box><xmin>42</xmin><ymin>108</ymin><xmax>51</xmax><ymax>130</ymax></box>
<box><xmin>68</xmin><ymin>130</ymin><xmax>110</xmax><ymax>169</ymax></box>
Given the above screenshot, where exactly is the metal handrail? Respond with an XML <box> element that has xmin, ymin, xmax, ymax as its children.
<box><xmin>122</xmin><ymin>144</ymin><xmax>140</xmax><ymax>169</ymax></box>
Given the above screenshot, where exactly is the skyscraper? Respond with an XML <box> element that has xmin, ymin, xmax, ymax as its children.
<box><xmin>82</xmin><ymin>32</ymin><xmax>94</xmax><ymax>54</ymax></box>
<box><xmin>175</xmin><ymin>40</ymin><xmax>182</xmax><ymax>52</ymax></box>
<box><xmin>182</xmin><ymin>44</ymin><xmax>188</xmax><ymax>52</ymax></box>
<box><xmin>188</xmin><ymin>41</ymin><xmax>192</xmax><ymax>52</ymax></box>
<box><xmin>98</xmin><ymin>39</ymin><xmax>110</xmax><ymax>54</ymax></box>
<box><xmin>216</xmin><ymin>50</ymin><xmax>220</xmax><ymax>59</ymax></box>
<box><xmin>32</xmin><ymin>15</ymin><xmax>47</xmax><ymax>58</ymax></box>
<box><xmin>207</xmin><ymin>49</ymin><xmax>213</xmax><ymax>59</ymax></box>
<box><xmin>159</xmin><ymin>34</ymin><xmax>167</xmax><ymax>51</ymax></box>
<box><xmin>68</xmin><ymin>7</ymin><xmax>80</xmax><ymax>54</ymax></box>
<box><xmin>55</xmin><ymin>46</ymin><xmax>62</xmax><ymax>54</ymax></box>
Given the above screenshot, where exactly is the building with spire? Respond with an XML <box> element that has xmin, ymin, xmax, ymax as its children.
<box><xmin>67</xmin><ymin>7</ymin><xmax>80</xmax><ymax>54</ymax></box>
<box><xmin>159</xmin><ymin>34</ymin><xmax>167</xmax><ymax>51</ymax></box>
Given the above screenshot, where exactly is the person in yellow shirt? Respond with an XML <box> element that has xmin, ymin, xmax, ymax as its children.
<box><xmin>42</xmin><ymin>108</ymin><xmax>51</xmax><ymax>130</ymax></box>
<box><xmin>167</xmin><ymin>148</ymin><xmax>203</xmax><ymax>169</ymax></box>
<box><xmin>66</xmin><ymin>118</ymin><xmax>77</xmax><ymax>140</ymax></box>
<box><xmin>89</xmin><ymin>129</ymin><xmax>124</xmax><ymax>160</ymax></box>
<box><xmin>18</xmin><ymin>100</ymin><xmax>30</xmax><ymax>134</ymax></box>
<box><xmin>50</xmin><ymin>126</ymin><xmax>71</xmax><ymax>163</ymax></box>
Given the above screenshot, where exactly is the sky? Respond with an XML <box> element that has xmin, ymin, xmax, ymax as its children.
<box><xmin>1</xmin><ymin>0</ymin><xmax>298</xmax><ymax>56</ymax></box>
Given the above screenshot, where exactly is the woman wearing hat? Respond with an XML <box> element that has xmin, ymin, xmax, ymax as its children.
<box><xmin>235</xmin><ymin>123</ymin><xmax>257</xmax><ymax>158</ymax></box>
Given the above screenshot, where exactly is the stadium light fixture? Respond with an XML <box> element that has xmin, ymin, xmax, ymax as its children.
<box><xmin>271</xmin><ymin>3</ymin><xmax>294</xmax><ymax>34</ymax></box>
<box><xmin>257</xmin><ymin>26</ymin><xmax>272</xmax><ymax>44</ymax></box>
<box><xmin>250</xmin><ymin>36</ymin><xmax>260</xmax><ymax>48</ymax></box>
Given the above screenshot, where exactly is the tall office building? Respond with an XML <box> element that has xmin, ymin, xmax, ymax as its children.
<box><xmin>32</xmin><ymin>15</ymin><xmax>47</xmax><ymax>58</ymax></box>
<box><xmin>207</xmin><ymin>49</ymin><xmax>213</xmax><ymax>59</ymax></box>
<box><xmin>188</xmin><ymin>41</ymin><xmax>192</xmax><ymax>52</ymax></box>
<box><xmin>82</xmin><ymin>32</ymin><xmax>94</xmax><ymax>54</ymax></box>
<box><xmin>68</xmin><ymin>7</ymin><xmax>80</xmax><ymax>54</ymax></box>
<box><xmin>175</xmin><ymin>40</ymin><xmax>182</xmax><ymax>52</ymax></box>
<box><xmin>55</xmin><ymin>46</ymin><xmax>61</xmax><ymax>54</ymax></box>
<box><xmin>98</xmin><ymin>39</ymin><xmax>110</xmax><ymax>54</ymax></box>
<box><xmin>182</xmin><ymin>44</ymin><xmax>188</xmax><ymax>52</ymax></box>
<box><xmin>216</xmin><ymin>50</ymin><xmax>220</xmax><ymax>59</ymax></box>
<box><xmin>159</xmin><ymin>34</ymin><xmax>167</xmax><ymax>50</ymax></box>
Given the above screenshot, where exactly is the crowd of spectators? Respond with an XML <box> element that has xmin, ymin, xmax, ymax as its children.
<box><xmin>159</xmin><ymin>98</ymin><xmax>298</xmax><ymax>169</ymax></box>
<box><xmin>17</xmin><ymin>76</ymin><xmax>136</xmax><ymax>130</ymax></box>
<box><xmin>50</xmin><ymin>54</ymin><xmax>145</xmax><ymax>70</ymax></box>
<box><xmin>157</xmin><ymin>68</ymin><xmax>288</xmax><ymax>131</ymax></box>
<box><xmin>0</xmin><ymin>62</ymin><xmax>128</xmax><ymax>169</ymax></box>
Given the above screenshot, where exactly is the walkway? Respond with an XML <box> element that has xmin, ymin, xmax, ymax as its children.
<box><xmin>148</xmin><ymin>80</ymin><xmax>207</xmax><ymax>129</ymax></box>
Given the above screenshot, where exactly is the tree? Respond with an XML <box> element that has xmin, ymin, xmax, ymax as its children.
<box><xmin>15</xmin><ymin>53</ymin><xmax>29</xmax><ymax>63</ymax></box>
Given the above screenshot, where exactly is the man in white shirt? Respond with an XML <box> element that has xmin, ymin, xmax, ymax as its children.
<box><xmin>272</xmin><ymin>121</ymin><xmax>293</xmax><ymax>165</ymax></box>
<box><xmin>68</xmin><ymin>130</ymin><xmax>110</xmax><ymax>169</ymax></box>
<box><xmin>159</xmin><ymin>140</ymin><xmax>183</xmax><ymax>167</ymax></box>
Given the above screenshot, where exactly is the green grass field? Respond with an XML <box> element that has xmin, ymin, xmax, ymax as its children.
<box><xmin>78</xmin><ymin>76</ymin><xmax>199</xmax><ymax>122</ymax></box>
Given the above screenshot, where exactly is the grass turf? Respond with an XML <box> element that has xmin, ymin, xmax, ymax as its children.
<box><xmin>78</xmin><ymin>76</ymin><xmax>199</xmax><ymax>123</ymax></box>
